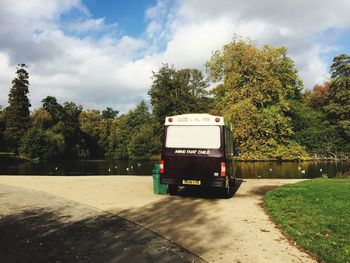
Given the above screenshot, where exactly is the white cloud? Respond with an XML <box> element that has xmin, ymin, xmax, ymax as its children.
<box><xmin>162</xmin><ymin>18</ymin><xmax>235</xmax><ymax>69</ymax></box>
<box><xmin>0</xmin><ymin>0</ymin><xmax>350</xmax><ymax>112</ymax></box>
<box><xmin>0</xmin><ymin>53</ymin><xmax>13</xmax><ymax>105</ymax></box>
<box><xmin>0</xmin><ymin>0</ymin><xmax>154</xmax><ymax>112</ymax></box>
<box><xmin>64</xmin><ymin>18</ymin><xmax>113</xmax><ymax>33</ymax></box>
<box><xmin>168</xmin><ymin>0</ymin><xmax>350</xmax><ymax>88</ymax></box>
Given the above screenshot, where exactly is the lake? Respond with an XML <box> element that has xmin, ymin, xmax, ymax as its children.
<box><xmin>0</xmin><ymin>159</ymin><xmax>350</xmax><ymax>179</ymax></box>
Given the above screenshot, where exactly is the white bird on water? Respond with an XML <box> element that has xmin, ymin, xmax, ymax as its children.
<box><xmin>301</xmin><ymin>170</ymin><xmax>306</xmax><ymax>174</ymax></box>
<box><xmin>126</xmin><ymin>168</ymin><xmax>129</xmax><ymax>171</ymax></box>
<box><xmin>108</xmin><ymin>168</ymin><xmax>111</xmax><ymax>172</ymax></box>
<box><xmin>130</xmin><ymin>165</ymin><xmax>133</xmax><ymax>169</ymax></box>
<box><xmin>55</xmin><ymin>167</ymin><xmax>58</xmax><ymax>171</ymax></box>
<box><xmin>137</xmin><ymin>163</ymin><xmax>141</xmax><ymax>167</ymax></box>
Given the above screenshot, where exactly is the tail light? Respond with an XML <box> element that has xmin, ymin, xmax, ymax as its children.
<box><xmin>160</xmin><ymin>160</ymin><xmax>164</xmax><ymax>174</ymax></box>
<box><xmin>220</xmin><ymin>162</ymin><xmax>226</xmax><ymax>177</ymax></box>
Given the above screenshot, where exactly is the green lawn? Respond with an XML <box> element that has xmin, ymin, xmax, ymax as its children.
<box><xmin>265</xmin><ymin>179</ymin><xmax>350</xmax><ymax>263</ymax></box>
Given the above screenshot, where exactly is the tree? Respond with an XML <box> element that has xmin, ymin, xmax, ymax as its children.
<box><xmin>62</xmin><ymin>101</ymin><xmax>83</xmax><ymax>130</ymax></box>
<box><xmin>330</xmin><ymin>54</ymin><xmax>350</xmax><ymax>79</ymax></box>
<box><xmin>128</xmin><ymin>124</ymin><xmax>159</xmax><ymax>160</ymax></box>
<box><xmin>31</xmin><ymin>108</ymin><xmax>52</xmax><ymax>129</ymax></box>
<box><xmin>20</xmin><ymin>128</ymin><xmax>65</xmax><ymax>160</ymax></box>
<box><xmin>305</xmin><ymin>81</ymin><xmax>331</xmax><ymax>110</ymax></box>
<box><xmin>207</xmin><ymin>39</ymin><xmax>302</xmax><ymax>110</ymax></box>
<box><xmin>176</xmin><ymin>68</ymin><xmax>211</xmax><ymax>112</ymax></box>
<box><xmin>325</xmin><ymin>54</ymin><xmax>350</xmax><ymax>137</ymax></box>
<box><xmin>60</xmin><ymin>101</ymin><xmax>84</xmax><ymax>157</ymax></box>
<box><xmin>104</xmin><ymin>101</ymin><xmax>160</xmax><ymax>160</ymax></box>
<box><xmin>288</xmin><ymin>99</ymin><xmax>342</xmax><ymax>157</ymax></box>
<box><xmin>105</xmin><ymin>115</ymin><xmax>129</xmax><ymax>159</ymax></box>
<box><xmin>79</xmin><ymin>109</ymin><xmax>105</xmax><ymax>158</ymax></box>
<box><xmin>126</xmin><ymin>100</ymin><xmax>151</xmax><ymax>130</ymax></box>
<box><xmin>80</xmin><ymin>109</ymin><xmax>102</xmax><ymax>140</ymax></box>
<box><xmin>0</xmin><ymin>106</ymin><xmax>7</xmax><ymax>151</ymax></box>
<box><xmin>206</xmin><ymin>39</ymin><xmax>306</xmax><ymax>160</ymax></box>
<box><xmin>101</xmin><ymin>107</ymin><xmax>119</xmax><ymax>140</ymax></box>
<box><xmin>40</xmin><ymin>97</ymin><xmax>88</xmax><ymax>158</ymax></box>
<box><xmin>148</xmin><ymin>64</ymin><xmax>210</xmax><ymax>125</ymax></box>
<box><xmin>102</xmin><ymin>107</ymin><xmax>119</xmax><ymax>120</ymax></box>
<box><xmin>318</xmin><ymin>54</ymin><xmax>350</xmax><ymax>155</ymax></box>
<box><xmin>106</xmin><ymin>101</ymin><xmax>151</xmax><ymax>159</ymax></box>
<box><xmin>4</xmin><ymin>64</ymin><xmax>31</xmax><ymax>154</ymax></box>
<box><xmin>41</xmin><ymin>96</ymin><xmax>64</xmax><ymax>125</ymax></box>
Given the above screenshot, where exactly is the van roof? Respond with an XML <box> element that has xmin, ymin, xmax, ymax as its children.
<box><xmin>164</xmin><ymin>113</ymin><xmax>224</xmax><ymax>126</ymax></box>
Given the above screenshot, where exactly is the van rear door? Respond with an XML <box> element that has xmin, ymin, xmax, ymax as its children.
<box><xmin>161</xmin><ymin>125</ymin><xmax>226</xmax><ymax>187</ymax></box>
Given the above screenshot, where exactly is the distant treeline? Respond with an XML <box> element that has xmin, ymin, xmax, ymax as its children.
<box><xmin>0</xmin><ymin>39</ymin><xmax>349</xmax><ymax>161</ymax></box>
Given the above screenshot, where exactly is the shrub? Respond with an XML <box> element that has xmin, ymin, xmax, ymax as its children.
<box><xmin>20</xmin><ymin>128</ymin><xmax>65</xmax><ymax>160</ymax></box>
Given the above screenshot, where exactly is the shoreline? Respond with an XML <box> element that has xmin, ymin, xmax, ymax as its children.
<box><xmin>1</xmin><ymin>152</ymin><xmax>350</xmax><ymax>163</ymax></box>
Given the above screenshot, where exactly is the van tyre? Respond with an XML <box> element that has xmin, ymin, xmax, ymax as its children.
<box><xmin>224</xmin><ymin>181</ymin><xmax>232</xmax><ymax>199</ymax></box>
<box><xmin>232</xmin><ymin>177</ymin><xmax>236</xmax><ymax>186</ymax></box>
<box><xmin>168</xmin><ymin>185</ymin><xmax>178</xmax><ymax>195</ymax></box>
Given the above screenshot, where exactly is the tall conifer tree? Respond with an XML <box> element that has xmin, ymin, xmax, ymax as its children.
<box><xmin>4</xmin><ymin>64</ymin><xmax>31</xmax><ymax>153</ymax></box>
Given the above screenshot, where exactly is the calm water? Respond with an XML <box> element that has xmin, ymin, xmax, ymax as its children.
<box><xmin>0</xmin><ymin>159</ymin><xmax>350</xmax><ymax>178</ymax></box>
<box><xmin>234</xmin><ymin>161</ymin><xmax>350</xmax><ymax>179</ymax></box>
<box><xmin>0</xmin><ymin>159</ymin><xmax>155</xmax><ymax>176</ymax></box>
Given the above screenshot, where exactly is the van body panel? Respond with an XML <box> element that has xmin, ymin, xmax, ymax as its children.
<box><xmin>162</xmin><ymin>156</ymin><xmax>223</xmax><ymax>179</ymax></box>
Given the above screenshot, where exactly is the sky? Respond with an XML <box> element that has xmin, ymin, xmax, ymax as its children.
<box><xmin>0</xmin><ymin>0</ymin><xmax>350</xmax><ymax>113</ymax></box>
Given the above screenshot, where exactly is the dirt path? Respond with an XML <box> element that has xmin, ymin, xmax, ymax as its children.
<box><xmin>0</xmin><ymin>176</ymin><xmax>315</xmax><ymax>263</ymax></box>
<box><xmin>0</xmin><ymin>184</ymin><xmax>204</xmax><ymax>263</ymax></box>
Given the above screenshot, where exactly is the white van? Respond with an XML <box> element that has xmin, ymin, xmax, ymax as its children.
<box><xmin>160</xmin><ymin>114</ymin><xmax>235</xmax><ymax>198</ymax></box>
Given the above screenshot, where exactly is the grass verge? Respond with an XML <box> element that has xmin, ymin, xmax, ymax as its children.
<box><xmin>265</xmin><ymin>178</ymin><xmax>350</xmax><ymax>263</ymax></box>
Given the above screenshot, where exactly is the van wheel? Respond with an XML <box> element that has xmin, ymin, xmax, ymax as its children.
<box><xmin>232</xmin><ymin>177</ymin><xmax>236</xmax><ymax>186</ymax></box>
<box><xmin>223</xmin><ymin>184</ymin><xmax>231</xmax><ymax>199</ymax></box>
<box><xmin>169</xmin><ymin>185</ymin><xmax>178</xmax><ymax>195</ymax></box>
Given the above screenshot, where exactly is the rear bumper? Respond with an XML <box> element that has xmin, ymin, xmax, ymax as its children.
<box><xmin>160</xmin><ymin>177</ymin><xmax>228</xmax><ymax>188</ymax></box>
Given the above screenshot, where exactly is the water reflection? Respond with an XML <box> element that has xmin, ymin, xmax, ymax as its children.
<box><xmin>235</xmin><ymin>161</ymin><xmax>350</xmax><ymax>179</ymax></box>
<box><xmin>0</xmin><ymin>160</ymin><xmax>156</xmax><ymax>176</ymax></box>
<box><xmin>0</xmin><ymin>159</ymin><xmax>349</xmax><ymax>179</ymax></box>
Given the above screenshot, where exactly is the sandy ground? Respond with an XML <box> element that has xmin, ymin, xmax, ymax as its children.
<box><xmin>0</xmin><ymin>184</ymin><xmax>203</xmax><ymax>263</ymax></box>
<box><xmin>0</xmin><ymin>176</ymin><xmax>316</xmax><ymax>263</ymax></box>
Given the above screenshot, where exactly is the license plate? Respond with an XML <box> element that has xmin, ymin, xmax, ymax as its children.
<box><xmin>182</xmin><ymin>180</ymin><xmax>201</xmax><ymax>185</ymax></box>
